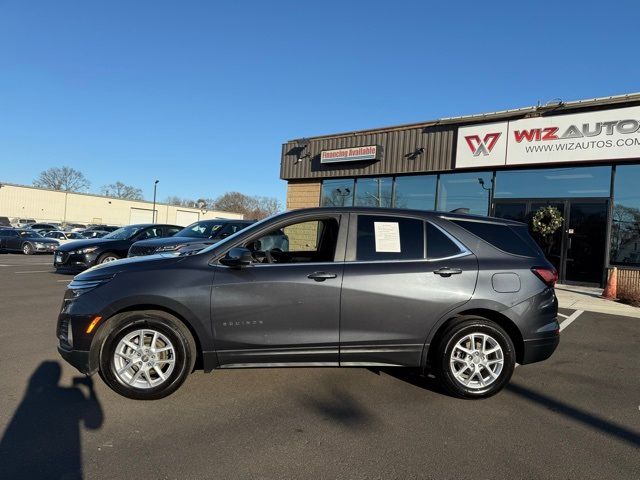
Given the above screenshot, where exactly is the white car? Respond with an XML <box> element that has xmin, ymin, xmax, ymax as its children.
<box><xmin>44</xmin><ymin>230</ymin><xmax>87</xmax><ymax>244</ymax></box>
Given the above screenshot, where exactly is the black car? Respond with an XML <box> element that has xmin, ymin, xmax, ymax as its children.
<box><xmin>57</xmin><ymin>207</ymin><xmax>559</xmax><ymax>400</ymax></box>
<box><xmin>54</xmin><ymin>223</ymin><xmax>182</xmax><ymax>271</ymax></box>
<box><xmin>128</xmin><ymin>219</ymin><xmax>255</xmax><ymax>257</ymax></box>
<box><xmin>0</xmin><ymin>228</ymin><xmax>59</xmax><ymax>254</ymax></box>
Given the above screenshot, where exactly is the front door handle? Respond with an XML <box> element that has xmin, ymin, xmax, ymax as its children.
<box><xmin>434</xmin><ymin>267</ymin><xmax>463</xmax><ymax>277</ymax></box>
<box><xmin>307</xmin><ymin>271</ymin><xmax>338</xmax><ymax>281</ymax></box>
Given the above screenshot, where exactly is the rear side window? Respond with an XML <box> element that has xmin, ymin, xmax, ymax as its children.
<box><xmin>451</xmin><ymin>220</ymin><xmax>538</xmax><ymax>257</ymax></box>
<box><xmin>426</xmin><ymin>223</ymin><xmax>463</xmax><ymax>259</ymax></box>
<box><xmin>356</xmin><ymin>215</ymin><xmax>424</xmax><ymax>261</ymax></box>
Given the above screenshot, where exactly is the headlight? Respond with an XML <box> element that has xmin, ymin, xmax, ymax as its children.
<box><xmin>156</xmin><ymin>244</ymin><xmax>181</xmax><ymax>252</ymax></box>
<box><xmin>71</xmin><ymin>246</ymin><xmax>99</xmax><ymax>255</ymax></box>
<box><xmin>68</xmin><ymin>275</ymin><xmax>113</xmax><ymax>297</ymax></box>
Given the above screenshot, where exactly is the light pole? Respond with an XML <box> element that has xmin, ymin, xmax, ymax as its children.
<box><xmin>152</xmin><ymin>180</ymin><xmax>159</xmax><ymax>223</ymax></box>
<box><xmin>478</xmin><ymin>177</ymin><xmax>494</xmax><ymax>215</ymax></box>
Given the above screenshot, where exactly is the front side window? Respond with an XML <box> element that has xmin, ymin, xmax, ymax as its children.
<box><xmin>355</xmin><ymin>215</ymin><xmax>424</xmax><ymax>261</ymax></box>
<box><xmin>245</xmin><ymin>218</ymin><xmax>339</xmax><ymax>264</ymax></box>
<box><xmin>137</xmin><ymin>227</ymin><xmax>162</xmax><ymax>240</ymax></box>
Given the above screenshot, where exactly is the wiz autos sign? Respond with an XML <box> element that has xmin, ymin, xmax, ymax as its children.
<box><xmin>320</xmin><ymin>145</ymin><xmax>381</xmax><ymax>164</ymax></box>
<box><xmin>456</xmin><ymin>105</ymin><xmax>640</xmax><ymax>168</ymax></box>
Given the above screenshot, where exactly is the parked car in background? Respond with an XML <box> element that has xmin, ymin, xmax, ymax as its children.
<box><xmin>56</xmin><ymin>207</ymin><xmax>559</xmax><ymax>400</ymax></box>
<box><xmin>45</xmin><ymin>231</ymin><xmax>87</xmax><ymax>245</ymax></box>
<box><xmin>0</xmin><ymin>228</ymin><xmax>59</xmax><ymax>254</ymax></box>
<box><xmin>63</xmin><ymin>223</ymin><xmax>87</xmax><ymax>232</ymax></box>
<box><xmin>54</xmin><ymin>223</ymin><xmax>182</xmax><ymax>271</ymax></box>
<box><xmin>11</xmin><ymin>218</ymin><xmax>36</xmax><ymax>228</ymax></box>
<box><xmin>85</xmin><ymin>224</ymin><xmax>119</xmax><ymax>232</ymax></box>
<box><xmin>0</xmin><ymin>217</ymin><xmax>11</xmax><ymax>227</ymax></box>
<box><xmin>128</xmin><ymin>219</ymin><xmax>255</xmax><ymax>257</ymax></box>
<box><xmin>26</xmin><ymin>223</ymin><xmax>59</xmax><ymax>234</ymax></box>
<box><xmin>79</xmin><ymin>229</ymin><xmax>110</xmax><ymax>239</ymax></box>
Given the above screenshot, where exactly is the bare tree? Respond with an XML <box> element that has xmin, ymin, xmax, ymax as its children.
<box><xmin>33</xmin><ymin>166</ymin><xmax>90</xmax><ymax>192</ymax></box>
<box><xmin>164</xmin><ymin>196</ymin><xmax>198</xmax><ymax>208</ymax></box>
<box><xmin>211</xmin><ymin>192</ymin><xmax>282</xmax><ymax>219</ymax></box>
<box><xmin>101</xmin><ymin>181</ymin><xmax>144</xmax><ymax>200</ymax></box>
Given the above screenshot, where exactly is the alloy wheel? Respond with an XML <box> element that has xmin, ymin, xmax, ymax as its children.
<box><xmin>449</xmin><ymin>332</ymin><xmax>504</xmax><ymax>389</ymax></box>
<box><xmin>112</xmin><ymin>329</ymin><xmax>176</xmax><ymax>389</ymax></box>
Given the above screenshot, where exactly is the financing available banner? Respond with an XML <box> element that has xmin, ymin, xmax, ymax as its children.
<box><xmin>456</xmin><ymin>105</ymin><xmax>640</xmax><ymax>168</ymax></box>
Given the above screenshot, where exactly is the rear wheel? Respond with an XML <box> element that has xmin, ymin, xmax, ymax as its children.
<box><xmin>99</xmin><ymin>311</ymin><xmax>196</xmax><ymax>400</ymax></box>
<box><xmin>435</xmin><ymin>317</ymin><xmax>515</xmax><ymax>399</ymax></box>
<box><xmin>22</xmin><ymin>243</ymin><xmax>33</xmax><ymax>255</ymax></box>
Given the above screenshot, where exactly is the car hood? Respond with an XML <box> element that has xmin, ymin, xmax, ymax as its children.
<box><xmin>132</xmin><ymin>236</ymin><xmax>217</xmax><ymax>248</ymax></box>
<box><xmin>74</xmin><ymin>253</ymin><xmax>185</xmax><ymax>280</ymax></box>
<box><xmin>56</xmin><ymin>238</ymin><xmax>121</xmax><ymax>252</ymax></box>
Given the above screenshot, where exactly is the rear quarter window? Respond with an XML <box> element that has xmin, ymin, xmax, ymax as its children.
<box><xmin>451</xmin><ymin>219</ymin><xmax>539</xmax><ymax>257</ymax></box>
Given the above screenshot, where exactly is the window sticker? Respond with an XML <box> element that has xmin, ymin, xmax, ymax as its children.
<box><xmin>374</xmin><ymin>222</ymin><xmax>401</xmax><ymax>252</ymax></box>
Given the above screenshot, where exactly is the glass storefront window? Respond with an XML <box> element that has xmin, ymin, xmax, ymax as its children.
<box><xmin>321</xmin><ymin>179</ymin><xmax>354</xmax><ymax>207</ymax></box>
<box><xmin>437</xmin><ymin>171</ymin><xmax>493</xmax><ymax>216</ymax></box>
<box><xmin>494</xmin><ymin>166</ymin><xmax>612</xmax><ymax>199</ymax></box>
<box><xmin>611</xmin><ymin>164</ymin><xmax>640</xmax><ymax>266</ymax></box>
<box><xmin>354</xmin><ymin>177</ymin><xmax>393</xmax><ymax>207</ymax></box>
<box><xmin>393</xmin><ymin>175</ymin><xmax>437</xmax><ymax>210</ymax></box>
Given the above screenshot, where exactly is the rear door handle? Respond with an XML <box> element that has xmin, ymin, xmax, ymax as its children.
<box><xmin>434</xmin><ymin>267</ymin><xmax>463</xmax><ymax>277</ymax></box>
<box><xmin>307</xmin><ymin>271</ymin><xmax>338</xmax><ymax>281</ymax></box>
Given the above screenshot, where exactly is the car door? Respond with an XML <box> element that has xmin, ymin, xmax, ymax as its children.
<box><xmin>339</xmin><ymin>214</ymin><xmax>478</xmax><ymax>367</ymax></box>
<box><xmin>7</xmin><ymin>230</ymin><xmax>22</xmax><ymax>250</ymax></box>
<box><xmin>210</xmin><ymin>213</ymin><xmax>347</xmax><ymax>367</ymax></box>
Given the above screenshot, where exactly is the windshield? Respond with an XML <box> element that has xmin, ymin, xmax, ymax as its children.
<box><xmin>197</xmin><ymin>215</ymin><xmax>277</xmax><ymax>255</ymax></box>
<box><xmin>104</xmin><ymin>225</ymin><xmax>145</xmax><ymax>240</ymax></box>
<box><xmin>18</xmin><ymin>230</ymin><xmax>43</xmax><ymax>238</ymax></box>
<box><xmin>177</xmin><ymin>221</ymin><xmax>226</xmax><ymax>239</ymax></box>
<box><xmin>67</xmin><ymin>232</ymin><xmax>85</xmax><ymax>239</ymax></box>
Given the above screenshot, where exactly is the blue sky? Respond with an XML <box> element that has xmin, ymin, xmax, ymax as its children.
<box><xmin>1</xmin><ymin>1</ymin><xmax>639</xmax><ymax>204</ymax></box>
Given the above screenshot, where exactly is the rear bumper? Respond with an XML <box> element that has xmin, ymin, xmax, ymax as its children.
<box><xmin>520</xmin><ymin>334</ymin><xmax>560</xmax><ymax>365</ymax></box>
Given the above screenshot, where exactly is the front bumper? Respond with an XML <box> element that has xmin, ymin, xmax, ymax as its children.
<box><xmin>33</xmin><ymin>243</ymin><xmax>58</xmax><ymax>253</ymax></box>
<box><xmin>54</xmin><ymin>251</ymin><xmax>98</xmax><ymax>270</ymax></box>
<box><xmin>58</xmin><ymin>345</ymin><xmax>93</xmax><ymax>374</ymax></box>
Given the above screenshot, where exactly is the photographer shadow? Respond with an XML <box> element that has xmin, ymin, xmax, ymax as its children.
<box><xmin>0</xmin><ymin>361</ymin><xmax>103</xmax><ymax>480</ymax></box>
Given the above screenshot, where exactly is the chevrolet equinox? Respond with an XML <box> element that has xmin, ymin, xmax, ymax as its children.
<box><xmin>57</xmin><ymin>207</ymin><xmax>560</xmax><ymax>400</ymax></box>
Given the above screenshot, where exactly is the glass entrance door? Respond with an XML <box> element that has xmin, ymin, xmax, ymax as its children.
<box><xmin>564</xmin><ymin>201</ymin><xmax>608</xmax><ymax>284</ymax></box>
<box><xmin>493</xmin><ymin>199</ymin><xmax>608</xmax><ymax>286</ymax></box>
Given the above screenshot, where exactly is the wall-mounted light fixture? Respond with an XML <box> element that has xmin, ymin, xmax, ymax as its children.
<box><xmin>405</xmin><ymin>147</ymin><xmax>424</xmax><ymax>160</ymax></box>
<box><xmin>287</xmin><ymin>138</ymin><xmax>311</xmax><ymax>163</ymax></box>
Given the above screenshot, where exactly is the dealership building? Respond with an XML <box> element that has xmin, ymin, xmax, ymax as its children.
<box><xmin>281</xmin><ymin>93</ymin><xmax>640</xmax><ymax>287</ymax></box>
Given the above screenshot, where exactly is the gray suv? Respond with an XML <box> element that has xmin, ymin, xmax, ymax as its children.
<box><xmin>56</xmin><ymin>207</ymin><xmax>559</xmax><ymax>400</ymax></box>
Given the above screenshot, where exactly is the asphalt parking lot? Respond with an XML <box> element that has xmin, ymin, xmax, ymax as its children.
<box><xmin>0</xmin><ymin>253</ymin><xmax>639</xmax><ymax>480</ymax></box>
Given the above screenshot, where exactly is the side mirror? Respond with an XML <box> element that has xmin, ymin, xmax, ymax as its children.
<box><xmin>220</xmin><ymin>247</ymin><xmax>253</xmax><ymax>268</ymax></box>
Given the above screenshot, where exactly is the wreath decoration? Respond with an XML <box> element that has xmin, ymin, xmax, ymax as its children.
<box><xmin>532</xmin><ymin>206</ymin><xmax>563</xmax><ymax>236</ymax></box>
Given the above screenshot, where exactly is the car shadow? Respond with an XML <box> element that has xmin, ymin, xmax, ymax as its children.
<box><xmin>0</xmin><ymin>361</ymin><xmax>104</xmax><ymax>480</ymax></box>
<box><xmin>370</xmin><ymin>367</ymin><xmax>449</xmax><ymax>396</ymax></box>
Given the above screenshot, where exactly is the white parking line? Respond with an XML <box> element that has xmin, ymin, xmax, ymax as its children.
<box><xmin>56</xmin><ymin>279</ymin><xmax>72</xmax><ymax>283</ymax></box>
<box><xmin>559</xmin><ymin>310</ymin><xmax>584</xmax><ymax>332</ymax></box>
<box><xmin>558</xmin><ymin>313</ymin><xmax>569</xmax><ymax>319</ymax></box>
<box><xmin>14</xmin><ymin>270</ymin><xmax>53</xmax><ymax>274</ymax></box>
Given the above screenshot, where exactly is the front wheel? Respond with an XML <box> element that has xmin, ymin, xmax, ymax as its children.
<box><xmin>99</xmin><ymin>311</ymin><xmax>196</xmax><ymax>400</ymax></box>
<box><xmin>435</xmin><ymin>317</ymin><xmax>516</xmax><ymax>399</ymax></box>
<box><xmin>22</xmin><ymin>243</ymin><xmax>34</xmax><ymax>255</ymax></box>
<box><xmin>98</xmin><ymin>253</ymin><xmax>120</xmax><ymax>264</ymax></box>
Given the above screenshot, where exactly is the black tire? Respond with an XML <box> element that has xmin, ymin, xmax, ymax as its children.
<box><xmin>22</xmin><ymin>243</ymin><xmax>33</xmax><ymax>255</ymax></box>
<box><xmin>98</xmin><ymin>311</ymin><xmax>197</xmax><ymax>400</ymax></box>
<box><xmin>97</xmin><ymin>252</ymin><xmax>120</xmax><ymax>264</ymax></box>
<box><xmin>435</xmin><ymin>316</ymin><xmax>516</xmax><ymax>399</ymax></box>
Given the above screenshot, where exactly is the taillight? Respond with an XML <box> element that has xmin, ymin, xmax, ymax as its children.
<box><xmin>531</xmin><ymin>266</ymin><xmax>558</xmax><ymax>287</ymax></box>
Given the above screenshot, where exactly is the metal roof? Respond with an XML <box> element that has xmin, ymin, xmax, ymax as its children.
<box><xmin>286</xmin><ymin>92</ymin><xmax>640</xmax><ymax>142</ymax></box>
